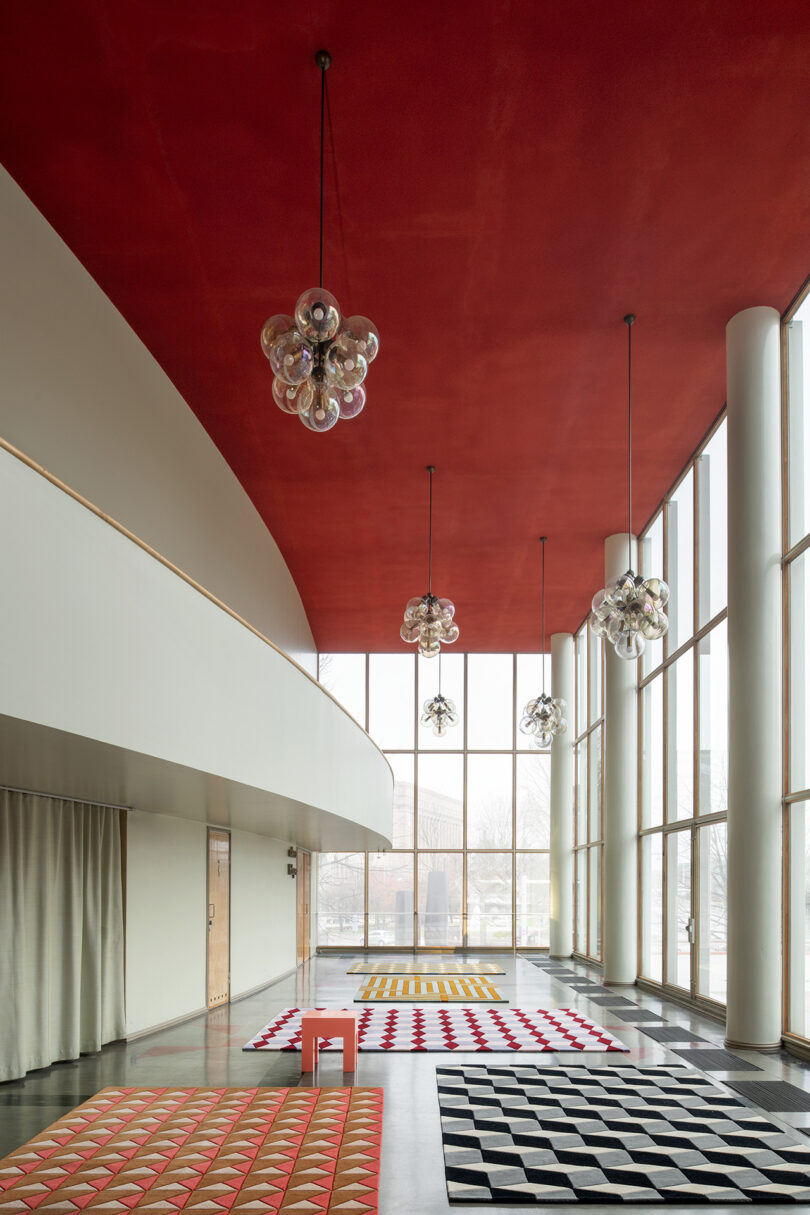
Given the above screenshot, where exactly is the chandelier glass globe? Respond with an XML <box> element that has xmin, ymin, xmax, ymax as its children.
<box><xmin>401</xmin><ymin>594</ymin><xmax>459</xmax><ymax>659</ymax></box>
<box><xmin>420</xmin><ymin>692</ymin><xmax>458</xmax><ymax>737</ymax></box>
<box><xmin>589</xmin><ymin>571</ymin><xmax>669</xmax><ymax>658</ymax></box>
<box><xmin>520</xmin><ymin>693</ymin><xmax>567</xmax><ymax>749</ymax></box>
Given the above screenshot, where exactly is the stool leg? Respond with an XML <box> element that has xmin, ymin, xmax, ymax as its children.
<box><xmin>302</xmin><ymin>1031</ymin><xmax>316</xmax><ymax>1071</ymax></box>
<box><xmin>343</xmin><ymin>1027</ymin><xmax>358</xmax><ymax>1071</ymax></box>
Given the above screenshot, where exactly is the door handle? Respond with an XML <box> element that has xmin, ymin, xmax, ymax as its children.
<box><xmin>209</xmin><ymin>903</ymin><xmax>215</xmax><ymax>918</ymax></box>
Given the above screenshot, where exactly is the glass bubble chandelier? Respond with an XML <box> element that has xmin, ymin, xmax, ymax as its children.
<box><xmin>589</xmin><ymin>315</ymin><xmax>669</xmax><ymax>659</ymax></box>
<box><xmin>401</xmin><ymin>465</ymin><xmax>460</xmax><ymax>658</ymax></box>
<box><xmin>259</xmin><ymin>50</ymin><xmax>378</xmax><ymax>432</ymax></box>
<box><xmin>520</xmin><ymin>536</ymin><xmax>567</xmax><ymax>748</ymax></box>
<box><xmin>420</xmin><ymin>652</ymin><xmax>459</xmax><ymax>737</ymax></box>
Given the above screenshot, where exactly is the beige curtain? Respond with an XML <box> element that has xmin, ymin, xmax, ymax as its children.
<box><xmin>0</xmin><ymin>789</ymin><xmax>126</xmax><ymax>1082</ymax></box>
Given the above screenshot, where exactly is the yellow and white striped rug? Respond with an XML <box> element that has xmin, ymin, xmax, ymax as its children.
<box><xmin>347</xmin><ymin>960</ymin><xmax>505</xmax><ymax>975</ymax></box>
<box><xmin>353</xmin><ymin>975</ymin><xmax>507</xmax><ymax>1003</ymax></box>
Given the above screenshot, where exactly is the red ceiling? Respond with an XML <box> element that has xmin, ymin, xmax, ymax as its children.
<box><xmin>2</xmin><ymin>1</ymin><xmax>810</xmax><ymax>651</ymax></box>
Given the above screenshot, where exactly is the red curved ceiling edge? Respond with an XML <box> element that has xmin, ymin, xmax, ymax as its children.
<box><xmin>1</xmin><ymin>0</ymin><xmax>809</xmax><ymax>652</ymax></box>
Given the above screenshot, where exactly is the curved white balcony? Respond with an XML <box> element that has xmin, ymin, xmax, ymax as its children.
<box><xmin>0</xmin><ymin>443</ymin><xmax>393</xmax><ymax>850</ymax></box>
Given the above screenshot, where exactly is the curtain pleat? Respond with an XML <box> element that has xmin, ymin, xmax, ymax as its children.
<box><xmin>0</xmin><ymin>790</ymin><xmax>126</xmax><ymax>1082</ymax></box>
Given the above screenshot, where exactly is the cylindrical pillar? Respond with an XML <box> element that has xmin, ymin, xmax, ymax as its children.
<box><xmin>550</xmin><ymin>632</ymin><xmax>575</xmax><ymax>958</ymax></box>
<box><xmin>602</xmin><ymin>533</ymin><xmax>639</xmax><ymax>985</ymax></box>
<box><xmin>725</xmin><ymin>305</ymin><xmax>782</xmax><ymax>1049</ymax></box>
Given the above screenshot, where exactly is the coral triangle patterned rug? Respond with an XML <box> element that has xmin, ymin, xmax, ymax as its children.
<box><xmin>244</xmin><ymin>1007</ymin><xmax>628</xmax><ymax>1053</ymax></box>
<box><xmin>0</xmin><ymin>1085</ymin><xmax>383</xmax><ymax>1214</ymax></box>
<box><xmin>354</xmin><ymin>974</ymin><xmax>506</xmax><ymax>1002</ymax></box>
<box><xmin>437</xmin><ymin>1062</ymin><xmax>810</xmax><ymax>1203</ymax></box>
<box><xmin>347</xmin><ymin>960</ymin><xmax>505</xmax><ymax>975</ymax></box>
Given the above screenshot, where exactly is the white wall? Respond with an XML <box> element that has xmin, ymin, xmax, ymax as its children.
<box><xmin>0</xmin><ymin>448</ymin><xmax>393</xmax><ymax>850</ymax></box>
<box><xmin>0</xmin><ymin>167</ymin><xmax>315</xmax><ymax>672</ymax></box>
<box><xmin>125</xmin><ymin>812</ymin><xmax>207</xmax><ymax>1036</ymax></box>
<box><xmin>126</xmin><ymin>813</ymin><xmax>298</xmax><ymax>1036</ymax></box>
<box><xmin>230</xmin><ymin>832</ymin><xmax>297</xmax><ymax>997</ymax></box>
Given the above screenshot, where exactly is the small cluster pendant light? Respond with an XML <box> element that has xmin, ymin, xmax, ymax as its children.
<box><xmin>520</xmin><ymin>537</ymin><xmax>567</xmax><ymax>748</ymax></box>
<box><xmin>589</xmin><ymin>315</ymin><xmax>669</xmax><ymax>659</ymax></box>
<box><xmin>420</xmin><ymin>652</ymin><xmax>459</xmax><ymax>737</ymax></box>
<box><xmin>401</xmin><ymin>465</ymin><xmax>460</xmax><ymax>658</ymax></box>
<box><xmin>260</xmin><ymin>51</ymin><xmax>379</xmax><ymax>431</ymax></box>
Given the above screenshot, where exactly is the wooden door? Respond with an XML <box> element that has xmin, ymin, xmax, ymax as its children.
<box><xmin>296</xmin><ymin>850</ymin><xmax>311</xmax><ymax>965</ymax></box>
<box><xmin>207</xmin><ymin>829</ymin><xmax>230</xmax><ymax>1008</ymax></box>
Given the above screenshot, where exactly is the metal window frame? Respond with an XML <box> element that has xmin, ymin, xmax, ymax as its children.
<box><xmin>316</xmin><ymin>648</ymin><xmax>556</xmax><ymax>953</ymax></box>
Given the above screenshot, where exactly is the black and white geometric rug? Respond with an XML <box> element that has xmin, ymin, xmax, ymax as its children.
<box><xmin>438</xmin><ymin>1063</ymin><xmax>810</xmax><ymax>1202</ymax></box>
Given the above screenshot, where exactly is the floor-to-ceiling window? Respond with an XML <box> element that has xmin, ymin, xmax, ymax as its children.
<box><xmin>784</xmin><ymin>284</ymin><xmax>810</xmax><ymax>1045</ymax></box>
<box><xmin>316</xmin><ymin>652</ymin><xmax>551</xmax><ymax>949</ymax></box>
<box><xmin>638</xmin><ymin>414</ymin><xmax>729</xmax><ymax>1009</ymax></box>
<box><xmin>573</xmin><ymin>627</ymin><xmax>604</xmax><ymax>962</ymax></box>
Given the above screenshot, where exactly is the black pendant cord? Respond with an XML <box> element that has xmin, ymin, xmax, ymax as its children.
<box><xmin>427</xmin><ymin>464</ymin><xmax>435</xmax><ymax>595</ymax></box>
<box><xmin>540</xmin><ymin>536</ymin><xmax>547</xmax><ymax>697</ymax></box>
<box><xmin>314</xmin><ymin>50</ymin><xmax>331</xmax><ymax>290</ymax></box>
<box><xmin>625</xmin><ymin>313</ymin><xmax>635</xmax><ymax>571</ymax></box>
<box><xmin>438</xmin><ymin>648</ymin><xmax>442</xmax><ymax>697</ymax></box>
<box><xmin>319</xmin><ymin>62</ymin><xmax>326</xmax><ymax>290</ymax></box>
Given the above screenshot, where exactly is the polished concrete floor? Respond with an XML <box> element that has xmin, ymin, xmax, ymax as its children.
<box><xmin>3</xmin><ymin>954</ymin><xmax>810</xmax><ymax>1212</ymax></box>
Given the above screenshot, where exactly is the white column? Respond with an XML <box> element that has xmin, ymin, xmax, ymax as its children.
<box><xmin>602</xmin><ymin>533</ymin><xmax>638</xmax><ymax>985</ymax></box>
<box><xmin>725</xmin><ymin>305</ymin><xmax>782</xmax><ymax>1050</ymax></box>
<box><xmin>550</xmin><ymin>632</ymin><xmax>574</xmax><ymax>958</ymax></box>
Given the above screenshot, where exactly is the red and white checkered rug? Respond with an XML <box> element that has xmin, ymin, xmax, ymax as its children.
<box><xmin>243</xmin><ymin>1007</ymin><xmax>628</xmax><ymax>1053</ymax></box>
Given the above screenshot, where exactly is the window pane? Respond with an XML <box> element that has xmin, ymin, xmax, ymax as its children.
<box><xmin>467</xmin><ymin>853</ymin><xmax>513</xmax><ymax>947</ymax></box>
<box><xmin>787</xmin><ymin>297</ymin><xmax>810</xmax><ymax>547</ymax></box>
<box><xmin>515</xmin><ymin>654</ymin><xmax>550</xmax><ymax>750</ymax></box>
<box><xmin>790</xmin><ymin>551</ymin><xmax>810</xmax><ymax>794</ymax></box>
<box><xmin>667</xmin><ymin>469</ymin><xmax>694</xmax><ymax>652</ymax></box>
<box><xmin>386</xmin><ymin>753</ymin><xmax>415</xmax><ymax>849</ymax></box>
<box><xmin>640</xmin><ymin>512</ymin><xmax>665</xmax><ymax>677</ymax></box>
<box><xmin>667</xmin><ymin>649</ymin><xmax>694</xmax><ymax>821</ymax></box>
<box><xmin>318</xmin><ymin>653</ymin><xmax>366</xmax><ymax>725</ymax></box>
<box><xmin>516</xmin><ymin>753</ymin><xmax>550</xmax><ymax>849</ymax></box>
<box><xmin>467</xmin><ymin>754</ymin><xmax>513</xmax><ymax>848</ymax></box>
<box><xmin>588</xmin><ymin>729</ymin><xmax>602</xmax><ymax>843</ymax></box>
<box><xmin>575</xmin><ymin>629</ymin><xmax>587</xmax><ymax>736</ymax></box>
<box><xmin>576</xmin><ymin>742</ymin><xmax>587</xmax><ymax>846</ymax></box>
<box><xmin>418</xmin><ymin>853</ymin><xmax>462</xmax><ymax>947</ymax></box>
<box><xmin>588</xmin><ymin>631</ymin><xmax>602</xmax><ymax>724</ymax></box>
<box><xmin>640</xmin><ymin>833</ymin><xmax>664</xmax><ymax>983</ymax></box>
<box><xmin>640</xmin><ymin>675</ymin><xmax>664</xmax><ymax>829</ymax></box>
<box><xmin>666</xmin><ymin>831</ymin><xmax>691</xmax><ymax>990</ymax></box>
<box><xmin>588</xmin><ymin>847</ymin><xmax>601</xmax><ymax>959</ymax></box>
<box><xmin>368</xmin><ymin>852</ymin><xmax>414</xmax><ymax>946</ymax></box>
<box><xmin>698</xmin><ymin>621</ymin><xmax>728</xmax><ymax>817</ymax></box>
<box><xmin>417</xmin><ymin>651</ymin><xmax>464</xmax><ymax>751</ymax></box>
<box><xmin>697</xmin><ymin>822</ymin><xmax>727</xmax><ymax>1003</ymax></box>
<box><xmin>516</xmin><ymin>853</ymin><xmax>549</xmax><ymax>948</ymax></box>
<box><xmin>316</xmin><ymin>853</ymin><xmax>365</xmax><ymax>946</ymax></box>
<box><xmin>787</xmin><ymin>801</ymin><xmax>810</xmax><ymax>1036</ymax></box>
<box><xmin>467</xmin><ymin>654</ymin><xmax>513</xmax><ymax>749</ymax></box>
<box><xmin>368</xmin><ymin>654</ymin><xmax>414</xmax><ymax>749</ymax></box>
<box><xmin>696</xmin><ymin>421</ymin><xmax>728</xmax><ymax>625</ymax></box>
<box><xmin>575</xmin><ymin>850</ymin><xmax>586</xmax><ymax>954</ymax></box>
<box><xmin>417</xmin><ymin>753</ymin><xmax>463</xmax><ymax>849</ymax></box>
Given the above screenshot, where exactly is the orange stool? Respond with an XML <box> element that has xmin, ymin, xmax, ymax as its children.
<box><xmin>301</xmin><ymin>1009</ymin><xmax>359</xmax><ymax>1071</ymax></box>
